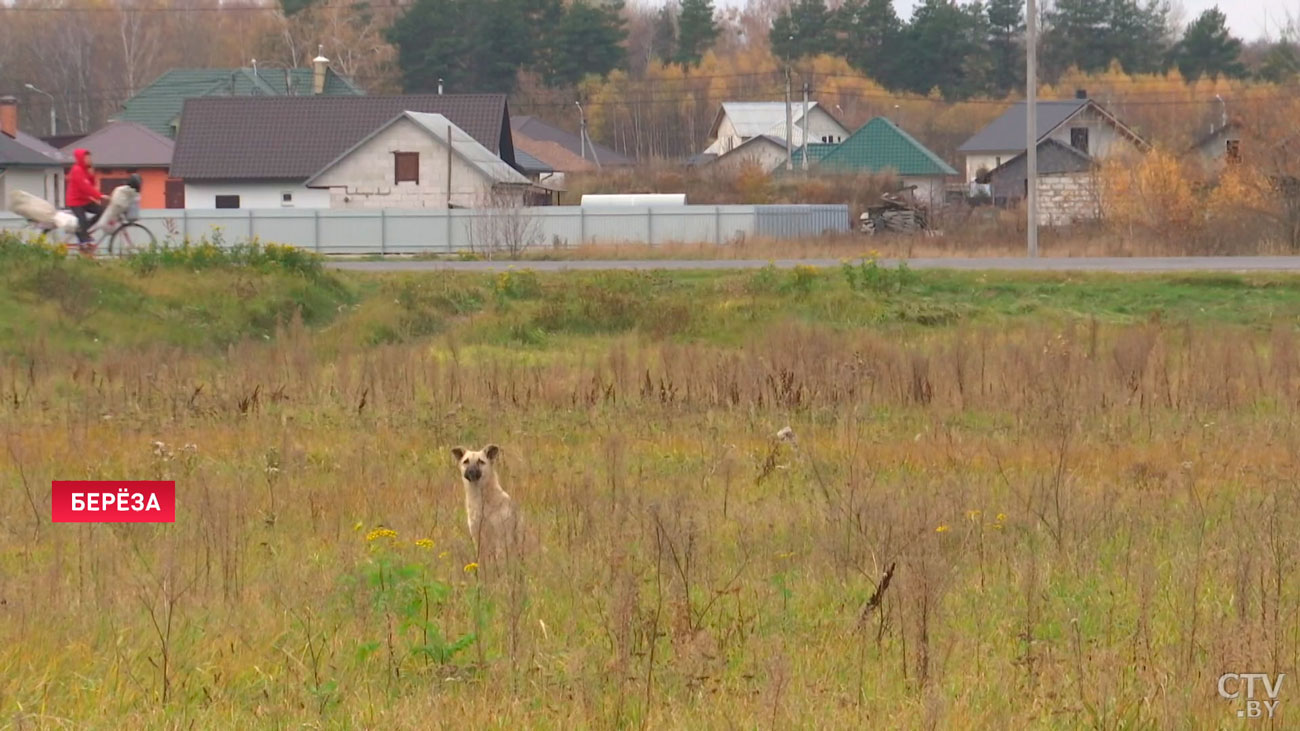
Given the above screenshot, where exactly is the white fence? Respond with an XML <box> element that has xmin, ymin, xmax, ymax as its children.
<box><xmin>0</xmin><ymin>204</ymin><xmax>850</xmax><ymax>255</ymax></box>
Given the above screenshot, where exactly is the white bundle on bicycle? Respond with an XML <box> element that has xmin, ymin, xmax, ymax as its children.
<box><xmin>101</xmin><ymin>185</ymin><xmax>140</xmax><ymax>227</ymax></box>
<box><xmin>7</xmin><ymin>189</ymin><xmax>79</xmax><ymax>236</ymax></box>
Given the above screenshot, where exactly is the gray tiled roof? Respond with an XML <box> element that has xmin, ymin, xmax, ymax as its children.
<box><xmin>957</xmin><ymin>100</ymin><xmax>1090</xmax><ymax>153</ymax></box>
<box><xmin>0</xmin><ymin>130</ymin><xmax>70</xmax><ymax>166</ymax></box>
<box><xmin>171</xmin><ymin>94</ymin><xmax>515</xmax><ymax>180</ymax></box>
<box><xmin>513</xmin><ymin>148</ymin><xmax>553</xmax><ymax>174</ymax></box>
<box><xmin>63</xmin><ymin>121</ymin><xmax>173</xmax><ymax>167</ymax></box>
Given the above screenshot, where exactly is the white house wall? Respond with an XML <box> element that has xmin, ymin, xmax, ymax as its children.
<box><xmin>309</xmin><ymin>116</ymin><xmax>501</xmax><ymax>209</ymax></box>
<box><xmin>704</xmin><ymin>107</ymin><xmax>849</xmax><ymax>155</ymax></box>
<box><xmin>776</xmin><ymin>107</ymin><xmax>849</xmax><ymax>146</ymax></box>
<box><xmin>900</xmin><ymin>176</ymin><xmax>947</xmax><ymax>209</ymax></box>
<box><xmin>713</xmin><ymin>139</ymin><xmax>789</xmax><ymax>174</ymax></box>
<box><xmin>965</xmin><ymin>153</ymin><xmax>1015</xmax><ymax>183</ymax></box>
<box><xmin>964</xmin><ymin>106</ymin><xmax>1142</xmax><ymax>182</ymax></box>
<box><xmin>184</xmin><ymin>182</ymin><xmax>330</xmax><ymax>209</ymax></box>
<box><xmin>0</xmin><ymin>168</ymin><xmax>64</xmax><ymax>208</ymax></box>
<box><xmin>1042</xmin><ymin>106</ymin><xmax>1126</xmax><ymax>161</ymax></box>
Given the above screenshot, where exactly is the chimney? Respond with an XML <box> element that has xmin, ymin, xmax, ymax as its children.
<box><xmin>1075</xmin><ymin>89</ymin><xmax>1088</xmax><ymax>100</ymax></box>
<box><xmin>312</xmin><ymin>45</ymin><xmax>329</xmax><ymax>95</ymax></box>
<box><xmin>0</xmin><ymin>96</ymin><xmax>16</xmax><ymax>138</ymax></box>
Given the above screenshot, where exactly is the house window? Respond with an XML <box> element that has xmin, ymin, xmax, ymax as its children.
<box><xmin>281</xmin><ymin>191</ymin><xmax>294</xmax><ymax>206</ymax></box>
<box><xmin>1070</xmin><ymin>127</ymin><xmax>1089</xmax><ymax>154</ymax></box>
<box><xmin>394</xmin><ymin>152</ymin><xmax>419</xmax><ymax>184</ymax></box>
<box><xmin>1226</xmin><ymin>139</ymin><xmax>1241</xmax><ymax>164</ymax></box>
<box><xmin>215</xmin><ymin>194</ymin><xmax>240</xmax><ymax>209</ymax></box>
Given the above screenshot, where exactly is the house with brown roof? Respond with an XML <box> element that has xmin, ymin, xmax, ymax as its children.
<box><xmin>170</xmin><ymin>94</ymin><xmax>518</xmax><ymax>209</ymax></box>
<box><xmin>63</xmin><ymin>121</ymin><xmax>178</xmax><ymax>208</ymax></box>
<box><xmin>509</xmin><ymin>115</ymin><xmax>632</xmax><ymax>187</ymax></box>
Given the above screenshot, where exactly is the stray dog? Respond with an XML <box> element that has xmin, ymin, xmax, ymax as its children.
<box><xmin>451</xmin><ymin>444</ymin><xmax>524</xmax><ymax>562</ymax></box>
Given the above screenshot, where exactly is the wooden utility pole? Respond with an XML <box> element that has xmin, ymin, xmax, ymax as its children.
<box><xmin>1026</xmin><ymin>0</ymin><xmax>1039</xmax><ymax>257</ymax></box>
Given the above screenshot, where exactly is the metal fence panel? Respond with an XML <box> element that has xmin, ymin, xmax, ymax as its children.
<box><xmin>0</xmin><ymin>203</ymin><xmax>850</xmax><ymax>254</ymax></box>
<box><xmin>755</xmin><ymin>204</ymin><xmax>850</xmax><ymax>238</ymax></box>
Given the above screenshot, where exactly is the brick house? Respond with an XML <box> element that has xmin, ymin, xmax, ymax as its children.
<box><xmin>986</xmin><ymin>138</ymin><xmax>1101</xmax><ymax>226</ymax></box>
<box><xmin>305</xmin><ymin>111</ymin><xmax>533</xmax><ymax>208</ymax></box>
<box><xmin>169</xmin><ymin>94</ymin><xmax>521</xmax><ymax>209</ymax></box>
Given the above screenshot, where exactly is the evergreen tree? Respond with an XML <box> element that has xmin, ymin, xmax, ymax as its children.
<box><xmin>548</xmin><ymin>0</ymin><xmax>627</xmax><ymax>87</ymax></box>
<box><xmin>891</xmin><ymin>0</ymin><xmax>988</xmax><ymax>99</ymax></box>
<box><xmin>388</xmin><ymin>0</ymin><xmax>622</xmax><ymax>92</ymax></box>
<box><xmin>674</xmin><ymin>0</ymin><xmax>718</xmax><ymax>68</ymax></box>
<box><xmin>387</xmin><ymin>0</ymin><xmax>478</xmax><ymax>92</ymax></box>
<box><xmin>1172</xmin><ymin>8</ymin><xmax>1245</xmax><ymax>81</ymax></box>
<box><xmin>651</xmin><ymin>4</ymin><xmax>678</xmax><ymax>64</ymax></box>
<box><xmin>835</xmin><ymin>0</ymin><xmax>901</xmax><ymax>85</ymax></box>
<box><xmin>1042</xmin><ymin>0</ymin><xmax>1172</xmax><ymax>78</ymax></box>
<box><xmin>770</xmin><ymin>0</ymin><xmax>833</xmax><ymax>62</ymax></box>
<box><xmin>986</xmin><ymin>0</ymin><xmax>1024</xmax><ymax>94</ymax></box>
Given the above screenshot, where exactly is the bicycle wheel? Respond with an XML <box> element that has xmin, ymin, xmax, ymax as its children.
<box><xmin>108</xmin><ymin>221</ymin><xmax>156</xmax><ymax>256</ymax></box>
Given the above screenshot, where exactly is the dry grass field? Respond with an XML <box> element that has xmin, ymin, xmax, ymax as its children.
<box><xmin>3</xmin><ymin>236</ymin><xmax>1300</xmax><ymax>728</ymax></box>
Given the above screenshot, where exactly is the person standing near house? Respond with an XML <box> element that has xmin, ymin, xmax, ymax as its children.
<box><xmin>67</xmin><ymin>148</ymin><xmax>108</xmax><ymax>246</ymax></box>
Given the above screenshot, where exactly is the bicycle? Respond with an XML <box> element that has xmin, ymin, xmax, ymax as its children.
<box><xmin>24</xmin><ymin>188</ymin><xmax>156</xmax><ymax>257</ymax></box>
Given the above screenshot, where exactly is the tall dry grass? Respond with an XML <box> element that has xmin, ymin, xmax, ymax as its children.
<box><xmin>3</xmin><ymin>316</ymin><xmax>1300</xmax><ymax>727</ymax></box>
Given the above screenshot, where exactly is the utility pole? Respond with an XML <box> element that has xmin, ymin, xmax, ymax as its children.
<box><xmin>784</xmin><ymin>65</ymin><xmax>793</xmax><ymax>171</ymax></box>
<box><xmin>1026</xmin><ymin>0</ymin><xmax>1039</xmax><ymax>257</ymax></box>
<box><xmin>575</xmin><ymin>101</ymin><xmax>588</xmax><ymax>163</ymax></box>
<box><xmin>801</xmin><ymin>81</ymin><xmax>810</xmax><ymax>172</ymax></box>
<box><xmin>24</xmin><ymin>83</ymin><xmax>55</xmax><ymax>136</ymax></box>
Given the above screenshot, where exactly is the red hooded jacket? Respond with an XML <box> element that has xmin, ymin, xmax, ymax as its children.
<box><xmin>66</xmin><ymin>148</ymin><xmax>102</xmax><ymax>207</ymax></box>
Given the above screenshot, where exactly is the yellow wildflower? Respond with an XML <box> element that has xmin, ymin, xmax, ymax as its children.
<box><xmin>365</xmin><ymin>528</ymin><xmax>398</xmax><ymax>542</ymax></box>
<box><xmin>352</xmin><ymin>521</ymin><xmax>363</xmax><ymax>532</ymax></box>
<box><xmin>996</xmin><ymin>513</ymin><xmax>1007</xmax><ymax>522</ymax></box>
<box><xmin>464</xmin><ymin>562</ymin><xmax>479</xmax><ymax>574</ymax></box>
<box><xmin>935</xmin><ymin>524</ymin><xmax>950</xmax><ymax>533</ymax></box>
<box><xmin>438</xmin><ymin>551</ymin><xmax>450</xmax><ymax>559</ymax></box>
<box><xmin>414</xmin><ymin>538</ymin><xmax>434</xmax><ymax>549</ymax></box>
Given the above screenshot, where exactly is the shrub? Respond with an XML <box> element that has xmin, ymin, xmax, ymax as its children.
<box><xmin>128</xmin><ymin>235</ymin><xmax>325</xmax><ymax>278</ymax></box>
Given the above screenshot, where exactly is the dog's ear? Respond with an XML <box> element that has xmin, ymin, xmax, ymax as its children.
<box><xmin>451</xmin><ymin>446</ymin><xmax>466</xmax><ymax>462</ymax></box>
<box><xmin>483</xmin><ymin>444</ymin><xmax>501</xmax><ymax>461</ymax></box>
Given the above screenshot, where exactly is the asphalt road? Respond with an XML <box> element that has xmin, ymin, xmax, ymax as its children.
<box><xmin>328</xmin><ymin>256</ymin><xmax>1300</xmax><ymax>273</ymax></box>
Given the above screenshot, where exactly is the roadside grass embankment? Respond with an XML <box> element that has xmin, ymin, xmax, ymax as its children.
<box><xmin>4</xmin><ymin>233</ymin><xmax>1300</xmax><ymax>727</ymax></box>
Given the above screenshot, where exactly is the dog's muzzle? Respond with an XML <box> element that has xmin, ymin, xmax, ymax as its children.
<box><xmin>464</xmin><ymin>467</ymin><xmax>482</xmax><ymax>482</ymax></box>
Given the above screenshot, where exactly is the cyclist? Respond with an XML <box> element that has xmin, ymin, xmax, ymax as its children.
<box><xmin>66</xmin><ymin>148</ymin><xmax>108</xmax><ymax>247</ymax></box>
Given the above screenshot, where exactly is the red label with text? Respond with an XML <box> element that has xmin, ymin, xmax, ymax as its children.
<box><xmin>51</xmin><ymin>481</ymin><xmax>176</xmax><ymax>523</ymax></box>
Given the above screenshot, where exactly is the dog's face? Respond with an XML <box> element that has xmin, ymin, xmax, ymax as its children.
<box><xmin>452</xmin><ymin>444</ymin><xmax>500</xmax><ymax>484</ymax></box>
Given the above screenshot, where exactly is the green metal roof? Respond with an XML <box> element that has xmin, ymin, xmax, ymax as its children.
<box><xmin>789</xmin><ymin>143</ymin><xmax>837</xmax><ymax>167</ymax></box>
<box><xmin>113</xmin><ymin>68</ymin><xmax>363</xmax><ymax>138</ymax></box>
<box><xmin>816</xmin><ymin>117</ymin><xmax>957</xmax><ymax>176</ymax></box>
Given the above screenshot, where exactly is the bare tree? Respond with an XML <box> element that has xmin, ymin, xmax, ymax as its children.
<box><xmin>467</xmin><ymin>187</ymin><xmax>543</xmax><ymax>260</ymax></box>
